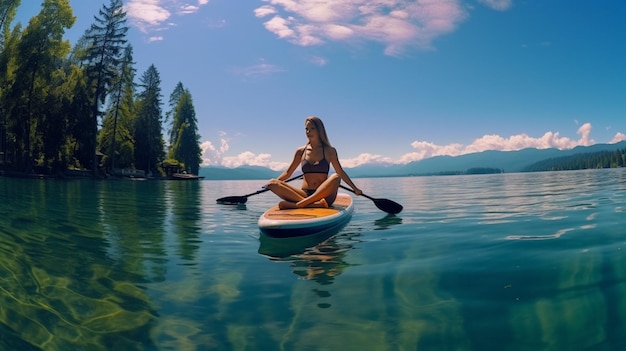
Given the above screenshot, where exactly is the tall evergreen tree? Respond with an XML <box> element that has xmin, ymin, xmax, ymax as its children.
<box><xmin>4</xmin><ymin>0</ymin><xmax>74</xmax><ymax>171</ymax></box>
<box><xmin>166</xmin><ymin>81</ymin><xmax>185</xmax><ymax>146</ymax></box>
<box><xmin>67</xmin><ymin>30</ymin><xmax>90</xmax><ymax>66</ymax></box>
<box><xmin>134</xmin><ymin>64</ymin><xmax>164</xmax><ymax>174</ymax></box>
<box><xmin>168</xmin><ymin>87</ymin><xmax>201</xmax><ymax>174</ymax></box>
<box><xmin>98</xmin><ymin>44</ymin><xmax>135</xmax><ymax>171</ymax></box>
<box><xmin>83</xmin><ymin>0</ymin><xmax>128</xmax><ymax>176</ymax></box>
<box><xmin>38</xmin><ymin>65</ymin><xmax>74</xmax><ymax>173</ymax></box>
<box><xmin>64</xmin><ymin>64</ymin><xmax>92</xmax><ymax>170</ymax></box>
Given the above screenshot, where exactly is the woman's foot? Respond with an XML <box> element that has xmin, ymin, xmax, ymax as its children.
<box><xmin>296</xmin><ymin>198</ymin><xmax>328</xmax><ymax>208</ymax></box>
<box><xmin>317</xmin><ymin>198</ymin><xmax>329</xmax><ymax>208</ymax></box>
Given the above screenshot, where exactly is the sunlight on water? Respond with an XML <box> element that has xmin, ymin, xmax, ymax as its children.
<box><xmin>1</xmin><ymin>169</ymin><xmax>625</xmax><ymax>350</ymax></box>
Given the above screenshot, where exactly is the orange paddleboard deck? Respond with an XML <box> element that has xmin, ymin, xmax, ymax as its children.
<box><xmin>258</xmin><ymin>193</ymin><xmax>353</xmax><ymax>238</ymax></box>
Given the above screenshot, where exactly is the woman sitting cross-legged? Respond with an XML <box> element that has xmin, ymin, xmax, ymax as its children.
<box><xmin>266</xmin><ymin>116</ymin><xmax>362</xmax><ymax>210</ymax></box>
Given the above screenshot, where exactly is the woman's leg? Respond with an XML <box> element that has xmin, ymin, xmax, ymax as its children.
<box><xmin>296</xmin><ymin>174</ymin><xmax>340</xmax><ymax>208</ymax></box>
<box><xmin>266</xmin><ymin>179</ymin><xmax>306</xmax><ymax>204</ymax></box>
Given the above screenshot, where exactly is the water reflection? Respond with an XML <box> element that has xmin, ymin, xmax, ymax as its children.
<box><xmin>258</xmin><ymin>228</ymin><xmax>341</xmax><ymax>258</ymax></box>
<box><xmin>0</xmin><ymin>179</ymin><xmax>215</xmax><ymax>350</ymax></box>
<box><xmin>259</xmin><ymin>212</ymin><xmax>403</xmax><ymax>285</ymax></box>
<box><xmin>259</xmin><ymin>226</ymin><xmax>361</xmax><ymax>307</ymax></box>
<box><xmin>374</xmin><ymin>214</ymin><xmax>403</xmax><ymax>230</ymax></box>
<box><xmin>1</xmin><ymin>179</ymin><xmax>159</xmax><ymax>350</ymax></box>
<box><xmin>99</xmin><ymin>180</ymin><xmax>168</xmax><ymax>282</ymax></box>
<box><xmin>2</xmin><ymin>171</ymin><xmax>625</xmax><ymax>350</ymax></box>
<box><xmin>164</xmin><ymin>181</ymin><xmax>203</xmax><ymax>263</ymax></box>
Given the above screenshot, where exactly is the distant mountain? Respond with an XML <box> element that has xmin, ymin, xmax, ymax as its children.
<box><xmin>395</xmin><ymin>148</ymin><xmax>566</xmax><ymax>176</ymax></box>
<box><xmin>391</xmin><ymin>141</ymin><xmax>626</xmax><ymax>176</ymax></box>
<box><xmin>200</xmin><ymin>141</ymin><xmax>626</xmax><ymax>179</ymax></box>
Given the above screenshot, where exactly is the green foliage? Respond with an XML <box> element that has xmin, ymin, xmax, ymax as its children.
<box><xmin>522</xmin><ymin>148</ymin><xmax>626</xmax><ymax>172</ymax></box>
<box><xmin>134</xmin><ymin>64</ymin><xmax>164</xmax><ymax>174</ymax></box>
<box><xmin>2</xmin><ymin>0</ymin><xmax>75</xmax><ymax>171</ymax></box>
<box><xmin>98</xmin><ymin>44</ymin><xmax>136</xmax><ymax>170</ymax></box>
<box><xmin>166</xmin><ymin>81</ymin><xmax>185</xmax><ymax>144</ymax></box>
<box><xmin>167</xmin><ymin>84</ymin><xmax>202</xmax><ymax>175</ymax></box>
<box><xmin>83</xmin><ymin>0</ymin><xmax>128</xmax><ymax>102</ymax></box>
<box><xmin>0</xmin><ymin>1</ymin><xmax>202</xmax><ymax>177</ymax></box>
<box><xmin>82</xmin><ymin>0</ymin><xmax>128</xmax><ymax>175</ymax></box>
<box><xmin>465</xmin><ymin>167</ymin><xmax>504</xmax><ymax>175</ymax></box>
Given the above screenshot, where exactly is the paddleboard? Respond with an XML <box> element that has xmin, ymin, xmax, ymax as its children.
<box><xmin>258</xmin><ymin>193</ymin><xmax>354</xmax><ymax>238</ymax></box>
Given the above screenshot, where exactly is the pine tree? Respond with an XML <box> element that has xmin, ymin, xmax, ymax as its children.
<box><xmin>83</xmin><ymin>0</ymin><xmax>128</xmax><ymax>176</ymax></box>
<box><xmin>98</xmin><ymin>44</ymin><xmax>135</xmax><ymax>171</ymax></box>
<box><xmin>166</xmin><ymin>81</ymin><xmax>186</xmax><ymax>146</ymax></box>
<box><xmin>4</xmin><ymin>0</ymin><xmax>74</xmax><ymax>171</ymax></box>
<box><xmin>134</xmin><ymin>64</ymin><xmax>164</xmax><ymax>175</ymax></box>
<box><xmin>168</xmin><ymin>86</ymin><xmax>201</xmax><ymax>174</ymax></box>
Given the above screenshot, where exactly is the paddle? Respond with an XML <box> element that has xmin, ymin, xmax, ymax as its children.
<box><xmin>216</xmin><ymin>174</ymin><xmax>302</xmax><ymax>205</ymax></box>
<box><xmin>339</xmin><ymin>185</ymin><xmax>403</xmax><ymax>214</ymax></box>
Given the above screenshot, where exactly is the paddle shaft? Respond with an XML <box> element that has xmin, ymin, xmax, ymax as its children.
<box><xmin>216</xmin><ymin>174</ymin><xmax>302</xmax><ymax>204</ymax></box>
<box><xmin>339</xmin><ymin>184</ymin><xmax>373</xmax><ymax>200</ymax></box>
<box><xmin>249</xmin><ymin>174</ymin><xmax>303</xmax><ymax>197</ymax></box>
<box><xmin>339</xmin><ymin>185</ymin><xmax>403</xmax><ymax>214</ymax></box>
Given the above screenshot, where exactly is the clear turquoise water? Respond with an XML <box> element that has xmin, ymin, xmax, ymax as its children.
<box><xmin>1</xmin><ymin>169</ymin><xmax>625</xmax><ymax>350</ymax></box>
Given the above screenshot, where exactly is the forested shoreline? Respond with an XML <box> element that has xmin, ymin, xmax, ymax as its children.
<box><xmin>522</xmin><ymin>148</ymin><xmax>626</xmax><ymax>172</ymax></box>
<box><xmin>408</xmin><ymin>149</ymin><xmax>626</xmax><ymax>177</ymax></box>
<box><xmin>0</xmin><ymin>0</ymin><xmax>202</xmax><ymax>178</ymax></box>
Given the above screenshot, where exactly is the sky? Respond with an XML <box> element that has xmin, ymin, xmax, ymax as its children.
<box><xmin>14</xmin><ymin>0</ymin><xmax>626</xmax><ymax>170</ymax></box>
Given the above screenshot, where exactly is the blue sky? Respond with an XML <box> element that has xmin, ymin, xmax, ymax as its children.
<box><xmin>15</xmin><ymin>0</ymin><xmax>626</xmax><ymax>170</ymax></box>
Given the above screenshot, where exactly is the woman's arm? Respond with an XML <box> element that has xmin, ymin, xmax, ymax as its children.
<box><xmin>276</xmin><ymin>146</ymin><xmax>305</xmax><ymax>181</ymax></box>
<box><xmin>328</xmin><ymin>147</ymin><xmax>362</xmax><ymax>195</ymax></box>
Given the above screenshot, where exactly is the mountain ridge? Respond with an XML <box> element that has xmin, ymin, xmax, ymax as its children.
<box><xmin>199</xmin><ymin>141</ymin><xmax>626</xmax><ymax>180</ymax></box>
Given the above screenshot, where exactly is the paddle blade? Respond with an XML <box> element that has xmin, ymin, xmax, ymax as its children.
<box><xmin>216</xmin><ymin>196</ymin><xmax>248</xmax><ymax>205</ymax></box>
<box><xmin>374</xmin><ymin>198</ymin><xmax>403</xmax><ymax>214</ymax></box>
<box><xmin>338</xmin><ymin>185</ymin><xmax>403</xmax><ymax>214</ymax></box>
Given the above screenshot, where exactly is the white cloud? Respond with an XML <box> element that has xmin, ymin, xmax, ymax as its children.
<box><xmin>263</xmin><ymin>16</ymin><xmax>298</xmax><ymax>40</ymax></box>
<box><xmin>254</xmin><ymin>0</ymin><xmax>514</xmax><ymax>56</ymax></box>
<box><xmin>222</xmin><ymin>151</ymin><xmax>269</xmax><ymax>167</ymax></box>
<box><xmin>400</xmin><ymin>140</ymin><xmax>464</xmax><ymax>163</ymax></box>
<box><xmin>180</xmin><ymin>5</ymin><xmax>200</xmax><ymax>14</ymax></box>
<box><xmin>254</xmin><ymin>5</ymin><xmax>277</xmax><ymax>18</ymax></box>
<box><xmin>126</xmin><ymin>0</ymin><xmax>171</xmax><ymax>33</ymax></box>
<box><xmin>611</xmin><ymin>132</ymin><xmax>626</xmax><ymax>143</ymax></box>
<box><xmin>200</xmin><ymin>140</ymin><xmax>217</xmax><ymax>166</ymax></box>
<box><xmin>200</xmin><ymin>133</ymin><xmax>287</xmax><ymax>170</ymax></box>
<box><xmin>202</xmin><ymin>123</ymin><xmax>624</xmax><ymax>170</ymax></box>
<box><xmin>201</xmin><ymin>144</ymin><xmax>288</xmax><ymax>170</ymax></box>
<box><xmin>219</xmin><ymin>138</ymin><xmax>229</xmax><ymax>153</ymax></box>
<box><xmin>340</xmin><ymin>153</ymin><xmax>394</xmax><ymax>168</ymax></box>
<box><xmin>231</xmin><ymin>59</ymin><xmax>287</xmax><ymax>78</ymax></box>
<box><xmin>400</xmin><ymin>123</ymin><xmax>599</xmax><ymax>164</ymax></box>
<box><xmin>200</xmin><ymin>135</ymin><xmax>232</xmax><ymax>166</ymax></box>
<box><xmin>126</xmin><ymin>0</ymin><xmax>210</xmax><ymax>35</ymax></box>
<box><xmin>576</xmin><ymin>122</ymin><xmax>595</xmax><ymax>146</ymax></box>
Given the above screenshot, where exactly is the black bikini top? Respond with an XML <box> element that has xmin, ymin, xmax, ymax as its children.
<box><xmin>301</xmin><ymin>144</ymin><xmax>330</xmax><ymax>175</ymax></box>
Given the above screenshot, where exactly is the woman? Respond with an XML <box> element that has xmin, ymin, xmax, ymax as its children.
<box><xmin>266</xmin><ymin>116</ymin><xmax>362</xmax><ymax>209</ymax></box>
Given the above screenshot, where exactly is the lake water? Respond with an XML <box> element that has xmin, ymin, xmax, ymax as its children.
<box><xmin>1</xmin><ymin>169</ymin><xmax>625</xmax><ymax>351</ymax></box>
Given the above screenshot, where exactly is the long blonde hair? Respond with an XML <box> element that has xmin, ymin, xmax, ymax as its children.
<box><xmin>306</xmin><ymin>116</ymin><xmax>332</xmax><ymax>147</ymax></box>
